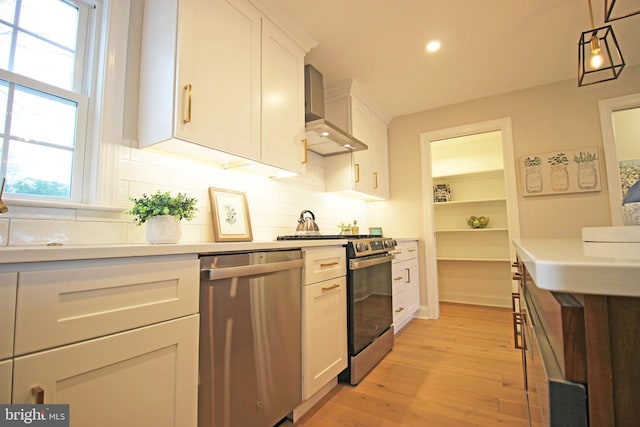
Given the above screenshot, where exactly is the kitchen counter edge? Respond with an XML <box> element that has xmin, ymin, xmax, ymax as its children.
<box><xmin>0</xmin><ymin>240</ymin><xmax>349</xmax><ymax>264</ymax></box>
<box><xmin>513</xmin><ymin>238</ymin><xmax>640</xmax><ymax>297</ymax></box>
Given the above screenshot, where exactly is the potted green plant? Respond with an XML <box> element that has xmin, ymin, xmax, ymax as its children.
<box><xmin>127</xmin><ymin>191</ymin><xmax>198</xmax><ymax>243</ymax></box>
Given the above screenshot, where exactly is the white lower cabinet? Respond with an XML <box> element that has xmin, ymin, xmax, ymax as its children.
<box><xmin>302</xmin><ymin>276</ymin><xmax>347</xmax><ymax>399</ymax></box>
<box><xmin>0</xmin><ymin>272</ymin><xmax>16</xmax><ymax>404</ymax></box>
<box><xmin>2</xmin><ymin>254</ymin><xmax>200</xmax><ymax>425</ymax></box>
<box><xmin>392</xmin><ymin>240</ymin><xmax>420</xmax><ymax>333</ymax></box>
<box><xmin>13</xmin><ymin>315</ymin><xmax>198</xmax><ymax>426</ymax></box>
<box><xmin>0</xmin><ymin>359</ymin><xmax>11</xmax><ymax>403</ymax></box>
<box><xmin>301</xmin><ymin>247</ymin><xmax>347</xmax><ymax>400</ymax></box>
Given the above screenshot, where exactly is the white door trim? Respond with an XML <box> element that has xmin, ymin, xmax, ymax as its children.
<box><xmin>419</xmin><ymin>117</ymin><xmax>520</xmax><ymax>319</ymax></box>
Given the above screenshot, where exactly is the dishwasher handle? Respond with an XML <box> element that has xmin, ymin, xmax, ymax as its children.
<box><xmin>204</xmin><ymin>258</ymin><xmax>304</xmax><ymax>281</ymax></box>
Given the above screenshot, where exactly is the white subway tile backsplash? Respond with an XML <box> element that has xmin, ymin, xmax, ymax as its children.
<box><xmin>4</xmin><ymin>141</ymin><xmax>369</xmax><ymax>246</ymax></box>
<box><xmin>5</xmin><ymin>205</ymin><xmax>77</xmax><ymax>220</ymax></box>
<box><xmin>0</xmin><ymin>219</ymin><xmax>8</xmax><ymax>245</ymax></box>
<box><xmin>9</xmin><ymin>219</ymin><xmax>127</xmax><ymax>246</ymax></box>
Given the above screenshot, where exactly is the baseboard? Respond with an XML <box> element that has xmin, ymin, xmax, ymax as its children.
<box><xmin>290</xmin><ymin>377</ymin><xmax>338</xmax><ymax>422</ymax></box>
<box><xmin>439</xmin><ymin>293</ymin><xmax>511</xmax><ymax>308</ymax></box>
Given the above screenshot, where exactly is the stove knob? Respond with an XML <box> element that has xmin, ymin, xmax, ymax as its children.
<box><xmin>356</xmin><ymin>242</ymin><xmax>369</xmax><ymax>252</ymax></box>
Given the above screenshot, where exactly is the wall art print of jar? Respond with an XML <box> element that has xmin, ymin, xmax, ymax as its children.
<box><xmin>523</xmin><ymin>156</ymin><xmax>543</xmax><ymax>193</ymax></box>
<box><xmin>548</xmin><ymin>152</ymin><xmax>569</xmax><ymax>192</ymax></box>
<box><xmin>573</xmin><ymin>151</ymin><xmax>598</xmax><ymax>190</ymax></box>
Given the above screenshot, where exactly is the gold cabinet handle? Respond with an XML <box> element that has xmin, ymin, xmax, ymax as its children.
<box><xmin>513</xmin><ymin>312</ymin><xmax>524</xmax><ymax>350</ymax></box>
<box><xmin>183</xmin><ymin>84</ymin><xmax>192</xmax><ymax>124</ymax></box>
<box><xmin>302</xmin><ymin>138</ymin><xmax>308</xmax><ymax>164</ymax></box>
<box><xmin>320</xmin><ymin>261</ymin><xmax>339</xmax><ymax>268</ymax></box>
<box><xmin>395</xmin><ymin>307</ymin><xmax>404</xmax><ymax>313</ymax></box>
<box><xmin>405</xmin><ymin>267</ymin><xmax>411</xmax><ymax>283</ymax></box>
<box><xmin>511</xmin><ymin>292</ymin><xmax>521</xmax><ymax>313</ymax></box>
<box><xmin>393</xmin><ymin>276</ymin><xmax>403</xmax><ymax>281</ymax></box>
<box><xmin>322</xmin><ymin>284</ymin><xmax>340</xmax><ymax>292</ymax></box>
<box><xmin>373</xmin><ymin>172</ymin><xmax>378</xmax><ymax>189</ymax></box>
<box><xmin>408</xmin><ymin>249</ymin><xmax>417</xmax><ymax>253</ymax></box>
<box><xmin>354</xmin><ymin>163</ymin><xmax>360</xmax><ymax>183</ymax></box>
<box><xmin>32</xmin><ymin>386</ymin><xmax>44</xmax><ymax>404</ymax></box>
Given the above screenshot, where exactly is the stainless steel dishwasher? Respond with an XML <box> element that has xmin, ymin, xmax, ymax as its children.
<box><xmin>198</xmin><ymin>250</ymin><xmax>303</xmax><ymax>427</ymax></box>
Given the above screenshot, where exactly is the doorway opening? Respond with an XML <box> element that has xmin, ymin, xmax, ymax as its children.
<box><xmin>420</xmin><ymin>118</ymin><xmax>520</xmax><ymax>318</ymax></box>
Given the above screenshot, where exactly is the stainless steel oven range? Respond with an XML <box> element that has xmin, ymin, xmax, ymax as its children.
<box><xmin>277</xmin><ymin>234</ymin><xmax>396</xmax><ymax>385</ymax></box>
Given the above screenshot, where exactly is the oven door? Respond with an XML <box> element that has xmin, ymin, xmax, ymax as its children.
<box><xmin>348</xmin><ymin>254</ymin><xmax>394</xmax><ymax>355</ymax></box>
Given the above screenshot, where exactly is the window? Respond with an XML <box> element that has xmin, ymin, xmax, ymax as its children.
<box><xmin>0</xmin><ymin>0</ymin><xmax>95</xmax><ymax>201</ymax></box>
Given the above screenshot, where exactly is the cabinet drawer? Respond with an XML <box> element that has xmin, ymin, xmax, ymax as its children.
<box><xmin>303</xmin><ymin>246</ymin><xmax>346</xmax><ymax>284</ymax></box>
<box><xmin>392</xmin><ymin>291</ymin><xmax>406</xmax><ymax>324</ymax></box>
<box><xmin>524</xmin><ymin>271</ymin><xmax>586</xmax><ymax>383</ymax></box>
<box><xmin>13</xmin><ymin>314</ymin><xmax>198</xmax><ymax>426</ymax></box>
<box><xmin>391</xmin><ymin>264</ymin><xmax>405</xmax><ymax>295</ymax></box>
<box><xmin>392</xmin><ymin>240</ymin><xmax>418</xmax><ymax>263</ymax></box>
<box><xmin>14</xmin><ymin>255</ymin><xmax>199</xmax><ymax>355</ymax></box>
<box><xmin>0</xmin><ymin>272</ymin><xmax>17</xmax><ymax>359</ymax></box>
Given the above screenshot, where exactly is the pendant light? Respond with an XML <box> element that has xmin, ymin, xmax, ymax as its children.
<box><xmin>578</xmin><ymin>0</ymin><xmax>625</xmax><ymax>86</ymax></box>
<box><xmin>605</xmin><ymin>0</ymin><xmax>640</xmax><ymax>22</ymax></box>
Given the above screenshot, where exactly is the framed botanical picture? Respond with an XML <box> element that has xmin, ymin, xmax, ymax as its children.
<box><xmin>208</xmin><ymin>187</ymin><xmax>253</xmax><ymax>242</ymax></box>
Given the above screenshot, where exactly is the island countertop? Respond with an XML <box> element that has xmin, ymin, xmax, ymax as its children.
<box><xmin>513</xmin><ymin>238</ymin><xmax>640</xmax><ymax>297</ymax></box>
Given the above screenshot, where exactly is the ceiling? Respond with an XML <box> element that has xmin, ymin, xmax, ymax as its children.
<box><xmin>272</xmin><ymin>0</ymin><xmax>640</xmax><ymax>118</ymax></box>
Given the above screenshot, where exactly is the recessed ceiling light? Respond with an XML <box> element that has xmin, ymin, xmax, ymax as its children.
<box><xmin>426</xmin><ymin>40</ymin><xmax>441</xmax><ymax>53</ymax></box>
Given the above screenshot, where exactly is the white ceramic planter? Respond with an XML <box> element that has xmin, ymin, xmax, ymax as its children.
<box><xmin>146</xmin><ymin>215</ymin><xmax>182</xmax><ymax>244</ymax></box>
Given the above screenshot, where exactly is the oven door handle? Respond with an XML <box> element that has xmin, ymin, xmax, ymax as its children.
<box><xmin>349</xmin><ymin>254</ymin><xmax>395</xmax><ymax>270</ymax></box>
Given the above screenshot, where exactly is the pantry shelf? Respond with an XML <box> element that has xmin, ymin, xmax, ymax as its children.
<box><xmin>436</xmin><ymin>228</ymin><xmax>509</xmax><ymax>233</ymax></box>
<box><xmin>437</xmin><ymin>257</ymin><xmax>511</xmax><ymax>262</ymax></box>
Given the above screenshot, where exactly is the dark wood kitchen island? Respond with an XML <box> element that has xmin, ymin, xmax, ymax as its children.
<box><xmin>513</xmin><ymin>238</ymin><xmax>640</xmax><ymax>427</ymax></box>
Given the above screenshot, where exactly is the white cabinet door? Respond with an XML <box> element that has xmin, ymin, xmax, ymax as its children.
<box><xmin>392</xmin><ymin>241</ymin><xmax>420</xmax><ymax>332</ymax></box>
<box><xmin>261</xmin><ymin>18</ymin><xmax>306</xmax><ymax>174</ymax></box>
<box><xmin>0</xmin><ymin>359</ymin><xmax>11</xmax><ymax>403</ymax></box>
<box><xmin>0</xmin><ymin>272</ymin><xmax>17</xmax><ymax>360</ymax></box>
<box><xmin>350</xmin><ymin>97</ymin><xmax>371</xmax><ymax>194</ymax></box>
<box><xmin>325</xmin><ymin>92</ymin><xmax>390</xmax><ymax>199</ymax></box>
<box><xmin>392</xmin><ymin>262</ymin><xmax>408</xmax><ymax>330</ymax></box>
<box><xmin>403</xmin><ymin>259</ymin><xmax>420</xmax><ymax>316</ymax></box>
<box><xmin>14</xmin><ymin>255</ymin><xmax>199</xmax><ymax>356</ymax></box>
<box><xmin>140</xmin><ymin>0</ymin><xmax>261</xmax><ymax>161</ymax></box>
<box><xmin>369</xmin><ymin>111</ymin><xmax>390</xmax><ymax>199</ymax></box>
<box><xmin>302</xmin><ymin>277</ymin><xmax>347</xmax><ymax>399</ymax></box>
<box><xmin>13</xmin><ymin>315</ymin><xmax>199</xmax><ymax>427</ymax></box>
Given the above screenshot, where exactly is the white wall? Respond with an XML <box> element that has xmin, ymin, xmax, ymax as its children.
<box><xmin>368</xmin><ymin>65</ymin><xmax>640</xmax><ymax>310</ymax></box>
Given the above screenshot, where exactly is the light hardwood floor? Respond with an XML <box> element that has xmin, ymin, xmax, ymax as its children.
<box><xmin>296</xmin><ymin>302</ymin><xmax>529</xmax><ymax>426</ymax></box>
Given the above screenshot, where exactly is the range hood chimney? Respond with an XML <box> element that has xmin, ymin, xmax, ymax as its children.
<box><xmin>304</xmin><ymin>64</ymin><xmax>367</xmax><ymax>156</ymax></box>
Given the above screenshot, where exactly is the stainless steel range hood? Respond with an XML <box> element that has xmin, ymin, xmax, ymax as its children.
<box><xmin>304</xmin><ymin>64</ymin><xmax>367</xmax><ymax>156</ymax></box>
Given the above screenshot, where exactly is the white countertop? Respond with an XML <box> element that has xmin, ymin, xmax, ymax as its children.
<box><xmin>0</xmin><ymin>239</ymin><xmax>348</xmax><ymax>264</ymax></box>
<box><xmin>513</xmin><ymin>238</ymin><xmax>640</xmax><ymax>297</ymax></box>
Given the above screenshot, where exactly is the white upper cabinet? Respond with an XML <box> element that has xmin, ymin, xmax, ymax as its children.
<box><xmin>138</xmin><ymin>0</ymin><xmax>307</xmax><ymax>174</ymax></box>
<box><xmin>261</xmin><ymin>18</ymin><xmax>306</xmax><ymax>174</ymax></box>
<box><xmin>324</xmin><ymin>81</ymin><xmax>391</xmax><ymax>200</ymax></box>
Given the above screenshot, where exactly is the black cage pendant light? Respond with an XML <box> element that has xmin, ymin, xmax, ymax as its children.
<box><xmin>578</xmin><ymin>0</ymin><xmax>625</xmax><ymax>86</ymax></box>
<box><xmin>605</xmin><ymin>0</ymin><xmax>640</xmax><ymax>22</ymax></box>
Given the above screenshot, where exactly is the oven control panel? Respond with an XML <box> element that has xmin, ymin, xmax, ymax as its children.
<box><xmin>349</xmin><ymin>237</ymin><xmax>396</xmax><ymax>258</ymax></box>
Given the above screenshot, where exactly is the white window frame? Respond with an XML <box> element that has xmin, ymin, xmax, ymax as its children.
<box><xmin>2</xmin><ymin>0</ymin><xmax>130</xmax><ymax>210</ymax></box>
